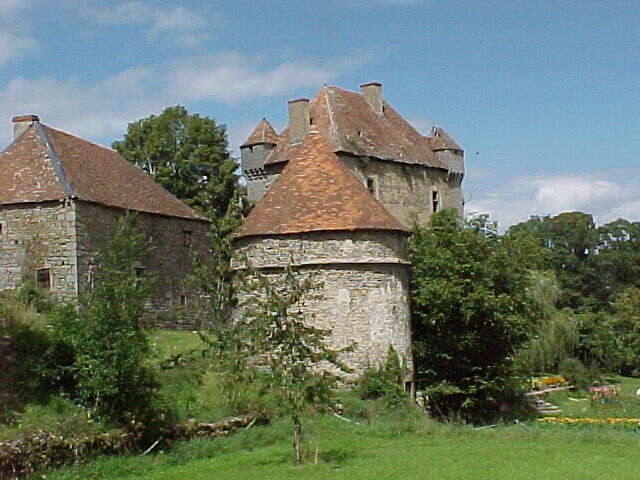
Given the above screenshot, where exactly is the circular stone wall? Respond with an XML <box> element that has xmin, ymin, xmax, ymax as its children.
<box><xmin>233</xmin><ymin>230</ymin><xmax>413</xmax><ymax>382</ymax></box>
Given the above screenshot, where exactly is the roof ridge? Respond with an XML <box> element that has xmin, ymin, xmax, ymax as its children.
<box><xmin>45</xmin><ymin>125</ymin><xmax>119</xmax><ymax>154</ymax></box>
<box><xmin>35</xmin><ymin>124</ymin><xmax>76</xmax><ymax>198</ymax></box>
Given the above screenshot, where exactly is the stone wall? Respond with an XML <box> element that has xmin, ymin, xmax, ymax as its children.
<box><xmin>0</xmin><ymin>201</ymin><xmax>78</xmax><ymax>301</ymax></box>
<box><xmin>74</xmin><ymin>201</ymin><xmax>210</xmax><ymax>326</ymax></box>
<box><xmin>339</xmin><ymin>154</ymin><xmax>464</xmax><ymax>227</ymax></box>
<box><xmin>234</xmin><ymin>231</ymin><xmax>413</xmax><ymax>382</ymax></box>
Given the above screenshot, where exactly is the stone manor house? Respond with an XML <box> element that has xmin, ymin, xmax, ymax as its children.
<box><xmin>0</xmin><ymin>82</ymin><xmax>464</xmax><ymax>385</ymax></box>
<box><xmin>236</xmin><ymin>82</ymin><xmax>465</xmax><ymax>386</ymax></box>
<box><xmin>0</xmin><ymin>115</ymin><xmax>209</xmax><ymax>322</ymax></box>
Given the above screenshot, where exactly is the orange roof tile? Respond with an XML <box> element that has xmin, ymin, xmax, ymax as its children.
<box><xmin>236</xmin><ymin>132</ymin><xmax>409</xmax><ymax>238</ymax></box>
<box><xmin>264</xmin><ymin>85</ymin><xmax>457</xmax><ymax>169</ymax></box>
<box><xmin>241</xmin><ymin>118</ymin><xmax>278</xmax><ymax>147</ymax></box>
<box><xmin>0</xmin><ymin>123</ymin><xmax>207</xmax><ymax>221</ymax></box>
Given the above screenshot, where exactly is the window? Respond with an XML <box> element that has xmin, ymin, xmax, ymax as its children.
<box><xmin>366</xmin><ymin>177</ymin><xmax>375</xmax><ymax>195</ymax></box>
<box><xmin>36</xmin><ymin>268</ymin><xmax>51</xmax><ymax>290</ymax></box>
<box><xmin>183</xmin><ymin>230</ymin><xmax>192</xmax><ymax>247</ymax></box>
<box><xmin>432</xmin><ymin>190</ymin><xmax>439</xmax><ymax>212</ymax></box>
<box><xmin>0</xmin><ymin>223</ymin><xmax>3</xmax><ymax>234</ymax></box>
<box><xmin>179</xmin><ymin>295</ymin><xmax>187</xmax><ymax>308</ymax></box>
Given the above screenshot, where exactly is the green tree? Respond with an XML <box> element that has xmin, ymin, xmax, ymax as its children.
<box><xmin>112</xmin><ymin>106</ymin><xmax>238</xmax><ymax>217</ymax></box>
<box><xmin>54</xmin><ymin>214</ymin><xmax>163</xmax><ymax>432</ymax></box>
<box><xmin>410</xmin><ymin>210</ymin><xmax>535</xmax><ymax>421</ymax></box>
<box><xmin>240</xmin><ymin>267</ymin><xmax>349</xmax><ymax>464</ymax></box>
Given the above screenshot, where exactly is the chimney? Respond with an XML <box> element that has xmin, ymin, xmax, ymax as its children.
<box><xmin>360</xmin><ymin>82</ymin><xmax>383</xmax><ymax>116</ymax></box>
<box><xmin>288</xmin><ymin>98</ymin><xmax>310</xmax><ymax>144</ymax></box>
<box><xmin>12</xmin><ymin>115</ymin><xmax>40</xmax><ymax>141</ymax></box>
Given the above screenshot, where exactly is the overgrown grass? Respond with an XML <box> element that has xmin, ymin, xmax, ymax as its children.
<box><xmin>39</xmin><ymin>410</ymin><xmax>640</xmax><ymax>480</ymax></box>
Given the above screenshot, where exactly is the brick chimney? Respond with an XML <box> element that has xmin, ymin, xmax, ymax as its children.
<box><xmin>360</xmin><ymin>82</ymin><xmax>383</xmax><ymax>116</ymax></box>
<box><xmin>12</xmin><ymin>115</ymin><xmax>40</xmax><ymax>141</ymax></box>
<box><xmin>288</xmin><ymin>98</ymin><xmax>310</xmax><ymax>144</ymax></box>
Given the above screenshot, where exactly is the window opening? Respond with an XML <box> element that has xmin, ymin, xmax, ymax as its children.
<box><xmin>366</xmin><ymin>177</ymin><xmax>375</xmax><ymax>195</ymax></box>
<box><xmin>179</xmin><ymin>295</ymin><xmax>187</xmax><ymax>308</ymax></box>
<box><xmin>432</xmin><ymin>190</ymin><xmax>439</xmax><ymax>212</ymax></box>
<box><xmin>135</xmin><ymin>266</ymin><xmax>147</xmax><ymax>278</ymax></box>
<box><xmin>36</xmin><ymin>268</ymin><xmax>51</xmax><ymax>290</ymax></box>
<box><xmin>183</xmin><ymin>230</ymin><xmax>192</xmax><ymax>247</ymax></box>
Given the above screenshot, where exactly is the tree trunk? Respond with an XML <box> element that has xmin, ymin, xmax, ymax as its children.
<box><xmin>292</xmin><ymin>421</ymin><xmax>302</xmax><ymax>465</ymax></box>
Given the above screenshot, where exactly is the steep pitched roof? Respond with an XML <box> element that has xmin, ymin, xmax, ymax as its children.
<box><xmin>429</xmin><ymin>126</ymin><xmax>463</xmax><ymax>152</ymax></box>
<box><xmin>264</xmin><ymin>86</ymin><xmax>454</xmax><ymax>169</ymax></box>
<box><xmin>0</xmin><ymin>123</ymin><xmax>207</xmax><ymax>221</ymax></box>
<box><xmin>236</xmin><ymin>132</ymin><xmax>409</xmax><ymax>238</ymax></box>
<box><xmin>241</xmin><ymin>118</ymin><xmax>278</xmax><ymax>147</ymax></box>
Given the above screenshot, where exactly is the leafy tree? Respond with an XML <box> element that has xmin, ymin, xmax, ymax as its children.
<box><xmin>53</xmin><ymin>214</ymin><xmax>164</xmax><ymax>432</ymax></box>
<box><xmin>410</xmin><ymin>209</ymin><xmax>535</xmax><ymax>421</ymax></box>
<box><xmin>240</xmin><ymin>267</ymin><xmax>349</xmax><ymax>464</ymax></box>
<box><xmin>113</xmin><ymin>106</ymin><xmax>238</xmax><ymax>217</ymax></box>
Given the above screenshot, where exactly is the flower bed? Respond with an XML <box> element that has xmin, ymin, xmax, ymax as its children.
<box><xmin>538</xmin><ymin>417</ymin><xmax>640</xmax><ymax>427</ymax></box>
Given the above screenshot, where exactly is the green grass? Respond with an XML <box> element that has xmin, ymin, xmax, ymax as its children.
<box><xmin>40</xmin><ymin>413</ymin><xmax>640</xmax><ymax>480</ymax></box>
<box><xmin>149</xmin><ymin>329</ymin><xmax>202</xmax><ymax>359</ymax></box>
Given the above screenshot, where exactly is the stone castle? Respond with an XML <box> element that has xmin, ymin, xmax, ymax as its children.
<box><xmin>0</xmin><ymin>82</ymin><xmax>464</xmax><ymax>385</ymax></box>
<box><xmin>0</xmin><ymin>115</ymin><xmax>209</xmax><ymax>324</ymax></box>
<box><xmin>236</xmin><ymin>82</ymin><xmax>465</xmax><ymax>386</ymax></box>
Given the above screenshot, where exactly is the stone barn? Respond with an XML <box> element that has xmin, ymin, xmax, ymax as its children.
<box><xmin>236</xmin><ymin>82</ymin><xmax>465</xmax><ymax>385</ymax></box>
<box><xmin>0</xmin><ymin>115</ymin><xmax>209</xmax><ymax>325</ymax></box>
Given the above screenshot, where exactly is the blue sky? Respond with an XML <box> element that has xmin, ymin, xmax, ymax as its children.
<box><xmin>0</xmin><ymin>0</ymin><xmax>638</xmax><ymax>226</ymax></box>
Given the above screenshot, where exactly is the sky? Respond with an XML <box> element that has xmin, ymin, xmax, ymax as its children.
<box><xmin>0</xmin><ymin>0</ymin><xmax>637</xmax><ymax>227</ymax></box>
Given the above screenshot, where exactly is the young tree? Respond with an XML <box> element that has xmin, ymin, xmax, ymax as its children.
<box><xmin>240</xmin><ymin>267</ymin><xmax>348</xmax><ymax>464</ymax></box>
<box><xmin>112</xmin><ymin>106</ymin><xmax>238</xmax><ymax>217</ymax></box>
<box><xmin>410</xmin><ymin>210</ymin><xmax>535</xmax><ymax>421</ymax></box>
<box><xmin>54</xmin><ymin>214</ymin><xmax>162</xmax><ymax>431</ymax></box>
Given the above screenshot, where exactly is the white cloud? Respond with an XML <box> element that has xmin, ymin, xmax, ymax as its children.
<box><xmin>168</xmin><ymin>53</ymin><xmax>339</xmax><ymax>103</ymax></box>
<box><xmin>465</xmin><ymin>168</ymin><xmax>640</xmax><ymax>228</ymax></box>
<box><xmin>0</xmin><ymin>52</ymin><xmax>353</xmax><ymax>146</ymax></box>
<box><xmin>81</xmin><ymin>1</ymin><xmax>216</xmax><ymax>47</ymax></box>
<box><xmin>0</xmin><ymin>1</ymin><xmax>38</xmax><ymax>65</ymax></box>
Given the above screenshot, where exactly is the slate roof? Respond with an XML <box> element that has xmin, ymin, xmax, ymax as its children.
<box><xmin>0</xmin><ymin>122</ymin><xmax>207</xmax><ymax>221</ymax></box>
<box><xmin>264</xmin><ymin>85</ymin><xmax>458</xmax><ymax>169</ymax></box>
<box><xmin>236</xmin><ymin>132</ymin><xmax>409</xmax><ymax>238</ymax></box>
<box><xmin>241</xmin><ymin>118</ymin><xmax>278</xmax><ymax>147</ymax></box>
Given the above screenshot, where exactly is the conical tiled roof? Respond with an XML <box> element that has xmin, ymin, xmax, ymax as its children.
<box><xmin>429</xmin><ymin>126</ymin><xmax>463</xmax><ymax>152</ymax></box>
<box><xmin>0</xmin><ymin>123</ymin><xmax>207</xmax><ymax>221</ymax></box>
<box><xmin>236</xmin><ymin>132</ymin><xmax>409</xmax><ymax>238</ymax></box>
<box><xmin>241</xmin><ymin>118</ymin><xmax>278</xmax><ymax>147</ymax></box>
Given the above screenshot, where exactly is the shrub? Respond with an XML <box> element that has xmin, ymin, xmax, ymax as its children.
<box><xmin>358</xmin><ymin>345</ymin><xmax>407</xmax><ymax>407</ymax></box>
<box><xmin>558</xmin><ymin>357</ymin><xmax>603</xmax><ymax>389</ymax></box>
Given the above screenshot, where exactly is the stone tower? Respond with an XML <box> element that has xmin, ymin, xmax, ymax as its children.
<box><xmin>234</xmin><ymin>82</ymin><xmax>465</xmax><ymax>384</ymax></box>
<box><xmin>234</xmin><ymin>132</ymin><xmax>413</xmax><ymax>383</ymax></box>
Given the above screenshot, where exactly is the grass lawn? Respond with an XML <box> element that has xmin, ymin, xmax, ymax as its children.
<box><xmin>42</xmin><ymin>415</ymin><xmax>640</xmax><ymax>480</ymax></box>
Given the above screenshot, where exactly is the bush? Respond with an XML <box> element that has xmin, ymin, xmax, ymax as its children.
<box><xmin>558</xmin><ymin>358</ymin><xmax>603</xmax><ymax>389</ymax></box>
<box><xmin>357</xmin><ymin>346</ymin><xmax>407</xmax><ymax>407</ymax></box>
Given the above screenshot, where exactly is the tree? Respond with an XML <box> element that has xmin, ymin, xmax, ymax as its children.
<box><xmin>410</xmin><ymin>210</ymin><xmax>535</xmax><ymax>421</ymax></box>
<box><xmin>240</xmin><ymin>267</ymin><xmax>349</xmax><ymax>464</ymax></box>
<box><xmin>113</xmin><ymin>106</ymin><xmax>238</xmax><ymax>217</ymax></box>
<box><xmin>54</xmin><ymin>214</ymin><xmax>163</xmax><ymax>432</ymax></box>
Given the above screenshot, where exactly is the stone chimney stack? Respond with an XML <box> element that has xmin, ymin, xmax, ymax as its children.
<box><xmin>360</xmin><ymin>82</ymin><xmax>383</xmax><ymax>116</ymax></box>
<box><xmin>12</xmin><ymin>115</ymin><xmax>40</xmax><ymax>141</ymax></box>
<box><xmin>288</xmin><ymin>98</ymin><xmax>310</xmax><ymax>144</ymax></box>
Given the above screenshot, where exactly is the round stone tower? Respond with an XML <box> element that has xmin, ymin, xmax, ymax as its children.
<box><xmin>234</xmin><ymin>132</ymin><xmax>413</xmax><ymax>384</ymax></box>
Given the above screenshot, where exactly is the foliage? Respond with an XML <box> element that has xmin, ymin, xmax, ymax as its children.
<box><xmin>112</xmin><ymin>105</ymin><xmax>238</xmax><ymax>217</ymax></box>
<box><xmin>557</xmin><ymin>358</ymin><xmax>603</xmax><ymax>389</ymax></box>
<box><xmin>53</xmin><ymin>214</ymin><xmax>165</xmax><ymax>433</ymax></box>
<box><xmin>240</xmin><ymin>266</ymin><xmax>351</xmax><ymax>464</ymax></box>
<box><xmin>410</xmin><ymin>209</ymin><xmax>536</xmax><ymax>421</ymax></box>
<box><xmin>509</xmin><ymin>213</ymin><xmax>640</xmax><ymax>311</ymax></box>
<box><xmin>357</xmin><ymin>345</ymin><xmax>407</xmax><ymax>407</ymax></box>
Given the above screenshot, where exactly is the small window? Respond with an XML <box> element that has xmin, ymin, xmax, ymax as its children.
<box><xmin>0</xmin><ymin>223</ymin><xmax>3</xmax><ymax>234</ymax></box>
<box><xmin>183</xmin><ymin>230</ymin><xmax>192</xmax><ymax>247</ymax></box>
<box><xmin>36</xmin><ymin>268</ymin><xmax>51</xmax><ymax>290</ymax></box>
<box><xmin>432</xmin><ymin>190</ymin><xmax>439</xmax><ymax>212</ymax></box>
<box><xmin>179</xmin><ymin>295</ymin><xmax>187</xmax><ymax>308</ymax></box>
<box><xmin>366</xmin><ymin>177</ymin><xmax>375</xmax><ymax>195</ymax></box>
<box><xmin>309</xmin><ymin>117</ymin><xmax>314</xmax><ymax>125</ymax></box>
